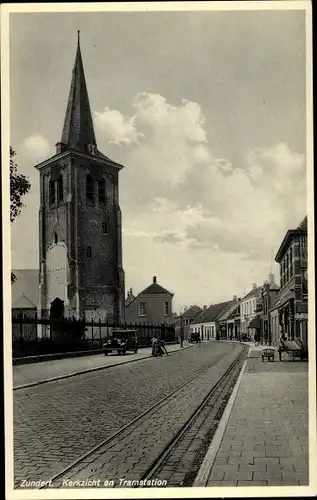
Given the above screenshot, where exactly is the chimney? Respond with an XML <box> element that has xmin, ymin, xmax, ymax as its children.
<box><xmin>153</xmin><ymin>276</ymin><xmax>157</xmax><ymax>284</ymax></box>
<box><xmin>130</xmin><ymin>287</ymin><xmax>133</xmax><ymax>295</ymax></box>
<box><xmin>252</xmin><ymin>283</ymin><xmax>257</xmax><ymax>290</ymax></box>
<box><xmin>269</xmin><ymin>274</ymin><xmax>274</xmax><ymax>284</ymax></box>
<box><xmin>233</xmin><ymin>295</ymin><xmax>237</xmax><ymax>302</ymax></box>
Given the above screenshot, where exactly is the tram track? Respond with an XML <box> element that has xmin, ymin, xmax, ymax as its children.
<box><xmin>38</xmin><ymin>343</ymin><xmax>247</xmax><ymax>489</ymax></box>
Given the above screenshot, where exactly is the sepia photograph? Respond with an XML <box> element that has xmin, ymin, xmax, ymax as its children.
<box><xmin>2</xmin><ymin>1</ymin><xmax>315</xmax><ymax>499</ymax></box>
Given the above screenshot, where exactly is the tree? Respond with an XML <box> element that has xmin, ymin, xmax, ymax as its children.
<box><xmin>10</xmin><ymin>147</ymin><xmax>31</xmax><ymax>283</ymax></box>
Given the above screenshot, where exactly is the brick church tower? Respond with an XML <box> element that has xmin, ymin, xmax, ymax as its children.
<box><xmin>35</xmin><ymin>33</ymin><xmax>125</xmax><ymax>324</ymax></box>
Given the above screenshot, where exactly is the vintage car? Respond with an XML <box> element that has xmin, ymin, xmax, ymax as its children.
<box><xmin>189</xmin><ymin>332</ymin><xmax>201</xmax><ymax>343</ymax></box>
<box><xmin>103</xmin><ymin>330</ymin><xmax>139</xmax><ymax>355</ymax></box>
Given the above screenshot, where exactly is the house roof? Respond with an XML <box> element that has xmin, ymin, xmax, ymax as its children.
<box><xmin>242</xmin><ymin>286</ymin><xmax>262</xmax><ymax>301</ymax></box>
<box><xmin>182</xmin><ymin>305</ymin><xmax>202</xmax><ymax>318</ymax></box>
<box><xmin>217</xmin><ymin>300</ymin><xmax>240</xmax><ymax>322</ymax></box>
<box><xmin>275</xmin><ymin>216</ymin><xmax>307</xmax><ymax>262</ymax></box>
<box><xmin>192</xmin><ymin>300</ymin><xmax>232</xmax><ymax>325</ymax></box>
<box><xmin>11</xmin><ymin>269</ymin><xmax>39</xmax><ymax>308</ymax></box>
<box><xmin>141</xmin><ymin>283</ymin><xmax>173</xmax><ymax>296</ymax></box>
<box><xmin>12</xmin><ymin>293</ymin><xmax>37</xmax><ymax>309</ymax></box>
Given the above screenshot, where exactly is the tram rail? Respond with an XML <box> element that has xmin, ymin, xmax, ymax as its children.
<box><xmin>38</xmin><ymin>343</ymin><xmax>247</xmax><ymax>489</ymax></box>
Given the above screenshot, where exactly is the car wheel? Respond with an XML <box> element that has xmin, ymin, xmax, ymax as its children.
<box><xmin>104</xmin><ymin>352</ymin><xmax>108</xmax><ymax>356</ymax></box>
<box><xmin>134</xmin><ymin>349</ymin><xmax>138</xmax><ymax>354</ymax></box>
<box><xmin>117</xmin><ymin>350</ymin><xmax>121</xmax><ymax>355</ymax></box>
<box><xmin>122</xmin><ymin>351</ymin><xmax>126</xmax><ymax>355</ymax></box>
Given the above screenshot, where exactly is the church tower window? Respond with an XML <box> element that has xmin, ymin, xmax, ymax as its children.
<box><xmin>54</xmin><ymin>233</ymin><xmax>58</xmax><ymax>244</ymax></box>
<box><xmin>49</xmin><ymin>180</ymin><xmax>55</xmax><ymax>206</ymax></box>
<box><xmin>86</xmin><ymin>245</ymin><xmax>92</xmax><ymax>258</ymax></box>
<box><xmin>102</xmin><ymin>222</ymin><xmax>107</xmax><ymax>234</ymax></box>
<box><xmin>57</xmin><ymin>175</ymin><xmax>64</xmax><ymax>203</ymax></box>
<box><xmin>98</xmin><ymin>179</ymin><xmax>106</xmax><ymax>204</ymax></box>
<box><xmin>86</xmin><ymin>174</ymin><xmax>94</xmax><ymax>203</ymax></box>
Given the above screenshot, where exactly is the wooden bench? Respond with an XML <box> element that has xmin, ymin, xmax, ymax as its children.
<box><xmin>261</xmin><ymin>348</ymin><xmax>275</xmax><ymax>362</ymax></box>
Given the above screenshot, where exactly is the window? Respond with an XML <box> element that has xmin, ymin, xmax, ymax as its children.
<box><xmin>86</xmin><ymin>246</ymin><xmax>92</xmax><ymax>258</ymax></box>
<box><xmin>86</xmin><ymin>174</ymin><xmax>94</xmax><ymax>203</ymax></box>
<box><xmin>139</xmin><ymin>302</ymin><xmax>146</xmax><ymax>317</ymax></box>
<box><xmin>57</xmin><ymin>175</ymin><xmax>63</xmax><ymax>203</ymax></box>
<box><xmin>98</xmin><ymin>180</ymin><xmax>106</xmax><ymax>204</ymax></box>
<box><xmin>164</xmin><ymin>301</ymin><xmax>169</xmax><ymax>316</ymax></box>
<box><xmin>289</xmin><ymin>247</ymin><xmax>293</xmax><ymax>278</ymax></box>
<box><xmin>54</xmin><ymin>233</ymin><xmax>58</xmax><ymax>244</ymax></box>
<box><xmin>49</xmin><ymin>180</ymin><xmax>55</xmax><ymax>206</ymax></box>
<box><xmin>102</xmin><ymin>222</ymin><xmax>107</xmax><ymax>234</ymax></box>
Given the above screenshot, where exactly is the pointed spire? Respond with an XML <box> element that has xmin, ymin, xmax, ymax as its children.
<box><xmin>60</xmin><ymin>32</ymin><xmax>97</xmax><ymax>153</ymax></box>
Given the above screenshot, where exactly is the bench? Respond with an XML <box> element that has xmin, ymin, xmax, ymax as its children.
<box><xmin>279</xmin><ymin>340</ymin><xmax>308</xmax><ymax>361</ymax></box>
<box><xmin>261</xmin><ymin>348</ymin><xmax>275</xmax><ymax>362</ymax></box>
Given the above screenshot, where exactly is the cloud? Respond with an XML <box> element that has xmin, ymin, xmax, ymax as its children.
<box><xmin>94</xmin><ymin>107</ymin><xmax>143</xmax><ymax>145</ymax></box>
<box><xmin>96</xmin><ymin>93</ymin><xmax>305</xmax><ymax>265</ymax></box>
<box><xmin>23</xmin><ymin>134</ymin><xmax>52</xmax><ymax>162</ymax></box>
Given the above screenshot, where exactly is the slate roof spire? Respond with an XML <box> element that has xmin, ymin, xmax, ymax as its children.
<box><xmin>59</xmin><ymin>31</ymin><xmax>97</xmax><ymax>153</ymax></box>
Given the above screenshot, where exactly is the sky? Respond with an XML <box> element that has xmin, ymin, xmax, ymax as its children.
<box><xmin>8</xmin><ymin>6</ymin><xmax>308</xmax><ymax>312</ymax></box>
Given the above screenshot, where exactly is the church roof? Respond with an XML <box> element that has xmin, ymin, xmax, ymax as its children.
<box><xmin>12</xmin><ymin>293</ymin><xmax>37</xmax><ymax>310</ymax></box>
<box><xmin>60</xmin><ymin>31</ymin><xmax>97</xmax><ymax>154</ymax></box>
<box><xmin>11</xmin><ymin>270</ymin><xmax>39</xmax><ymax>308</ymax></box>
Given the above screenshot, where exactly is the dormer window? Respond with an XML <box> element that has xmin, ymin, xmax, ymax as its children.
<box><xmin>86</xmin><ymin>174</ymin><xmax>94</xmax><ymax>203</ymax></box>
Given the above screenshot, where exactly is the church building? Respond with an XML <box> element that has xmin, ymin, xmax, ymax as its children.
<box><xmin>34</xmin><ymin>33</ymin><xmax>125</xmax><ymax>325</ymax></box>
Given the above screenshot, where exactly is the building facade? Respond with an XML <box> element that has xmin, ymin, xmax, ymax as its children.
<box><xmin>217</xmin><ymin>296</ymin><xmax>241</xmax><ymax>340</ymax></box>
<box><xmin>173</xmin><ymin>305</ymin><xmax>203</xmax><ymax>340</ymax></box>
<box><xmin>125</xmin><ymin>277</ymin><xmax>174</xmax><ymax>324</ymax></box>
<box><xmin>240</xmin><ymin>284</ymin><xmax>263</xmax><ymax>339</ymax></box>
<box><xmin>190</xmin><ymin>301</ymin><xmax>232</xmax><ymax>341</ymax></box>
<box><xmin>260</xmin><ymin>274</ymin><xmax>280</xmax><ymax>344</ymax></box>
<box><xmin>35</xmin><ymin>34</ymin><xmax>125</xmax><ymax>326</ymax></box>
<box><xmin>274</xmin><ymin>216</ymin><xmax>308</xmax><ymax>346</ymax></box>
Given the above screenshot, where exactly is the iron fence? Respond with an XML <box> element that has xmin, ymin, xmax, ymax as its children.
<box><xmin>11</xmin><ymin>314</ymin><xmax>176</xmax><ymax>357</ymax></box>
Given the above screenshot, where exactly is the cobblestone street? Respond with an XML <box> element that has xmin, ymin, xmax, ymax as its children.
<box><xmin>14</xmin><ymin>341</ymin><xmax>238</xmax><ymax>486</ymax></box>
<box><xmin>203</xmin><ymin>349</ymin><xmax>309</xmax><ymax>487</ymax></box>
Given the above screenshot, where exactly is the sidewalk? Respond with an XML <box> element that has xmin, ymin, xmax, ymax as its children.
<box><xmin>195</xmin><ymin>347</ymin><xmax>309</xmax><ymax>487</ymax></box>
<box><xmin>13</xmin><ymin>343</ymin><xmax>192</xmax><ymax>389</ymax></box>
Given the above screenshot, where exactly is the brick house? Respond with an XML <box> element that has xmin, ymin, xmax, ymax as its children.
<box><xmin>217</xmin><ymin>296</ymin><xmax>241</xmax><ymax>340</ymax></box>
<box><xmin>274</xmin><ymin>216</ymin><xmax>308</xmax><ymax>347</ymax></box>
<box><xmin>125</xmin><ymin>277</ymin><xmax>174</xmax><ymax>324</ymax></box>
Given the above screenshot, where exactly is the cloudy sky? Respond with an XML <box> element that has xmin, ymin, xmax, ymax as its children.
<box><xmin>9</xmin><ymin>6</ymin><xmax>308</xmax><ymax>311</ymax></box>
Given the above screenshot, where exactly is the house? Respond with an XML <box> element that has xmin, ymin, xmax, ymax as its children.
<box><xmin>273</xmin><ymin>216</ymin><xmax>308</xmax><ymax>347</ymax></box>
<box><xmin>190</xmin><ymin>301</ymin><xmax>232</xmax><ymax>341</ymax></box>
<box><xmin>260</xmin><ymin>274</ymin><xmax>280</xmax><ymax>344</ymax></box>
<box><xmin>240</xmin><ymin>284</ymin><xmax>263</xmax><ymax>340</ymax></box>
<box><xmin>217</xmin><ymin>296</ymin><xmax>241</xmax><ymax>340</ymax></box>
<box><xmin>172</xmin><ymin>305</ymin><xmax>203</xmax><ymax>340</ymax></box>
<box><xmin>125</xmin><ymin>277</ymin><xmax>174</xmax><ymax>324</ymax></box>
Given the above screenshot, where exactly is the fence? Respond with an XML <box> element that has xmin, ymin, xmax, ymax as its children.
<box><xmin>11</xmin><ymin>314</ymin><xmax>176</xmax><ymax>357</ymax></box>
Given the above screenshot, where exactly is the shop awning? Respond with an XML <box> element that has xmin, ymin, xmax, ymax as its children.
<box><xmin>248</xmin><ymin>317</ymin><xmax>261</xmax><ymax>329</ymax></box>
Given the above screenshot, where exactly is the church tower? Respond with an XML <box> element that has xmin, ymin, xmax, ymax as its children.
<box><xmin>35</xmin><ymin>33</ymin><xmax>125</xmax><ymax>324</ymax></box>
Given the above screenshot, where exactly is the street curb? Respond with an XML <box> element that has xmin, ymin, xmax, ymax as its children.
<box><xmin>193</xmin><ymin>348</ymin><xmax>249</xmax><ymax>486</ymax></box>
<box><xmin>13</xmin><ymin>344</ymin><xmax>193</xmax><ymax>391</ymax></box>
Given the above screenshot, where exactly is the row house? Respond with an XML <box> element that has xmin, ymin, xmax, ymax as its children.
<box><xmin>125</xmin><ymin>276</ymin><xmax>174</xmax><ymax>325</ymax></box>
<box><xmin>260</xmin><ymin>274</ymin><xmax>280</xmax><ymax>344</ymax></box>
<box><xmin>172</xmin><ymin>305</ymin><xmax>203</xmax><ymax>340</ymax></box>
<box><xmin>270</xmin><ymin>216</ymin><xmax>308</xmax><ymax>348</ymax></box>
<box><xmin>190</xmin><ymin>300</ymin><xmax>233</xmax><ymax>341</ymax></box>
<box><xmin>240</xmin><ymin>284</ymin><xmax>263</xmax><ymax>339</ymax></box>
<box><xmin>217</xmin><ymin>296</ymin><xmax>241</xmax><ymax>340</ymax></box>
